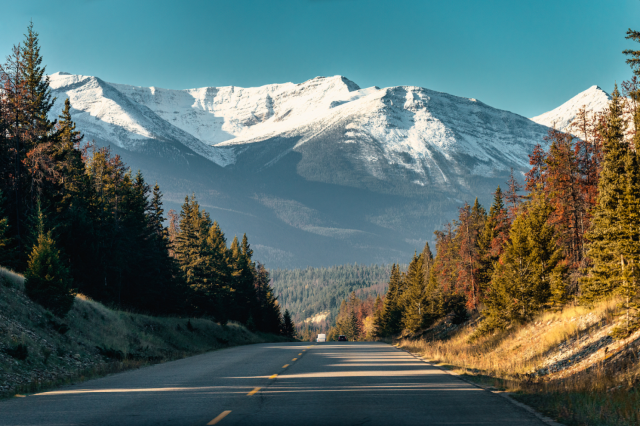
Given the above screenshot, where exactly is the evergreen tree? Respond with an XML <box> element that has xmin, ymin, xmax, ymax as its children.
<box><xmin>421</xmin><ymin>241</ymin><xmax>433</xmax><ymax>285</ymax></box>
<box><xmin>610</xmin><ymin>147</ymin><xmax>640</xmax><ymax>336</ymax></box>
<box><xmin>282</xmin><ymin>309</ymin><xmax>295</xmax><ymax>338</ymax></box>
<box><xmin>253</xmin><ymin>263</ymin><xmax>283</xmax><ymax>334</ymax></box>
<box><xmin>402</xmin><ymin>253</ymin><xmax>427</xmax><ymax>332</ymax></box>
<box><xmin>624</xmin><ymin>28</ymin><xmax>640</xmax><ymax>77</ymax></box>
<box><xmin>229</xmin><ymin>234</ymin><xmax>258</xmax><ymax>324</ymax></box>
<box><xmin>582</xmin><ymin>85</ymin><xmax>629</xmax><ymax>304</ymax></box>
<box><xmin>205</xmin><ymin>221</ymin><xmax>232</xmax><ymax>323</ymax></box>
<box><xmin>455</xmin><ymin>199</ymin><xmax>486</xmax><ymax>309</ymax></box>
<box><xmin>0</xmin><ymin>23</ymin><xmax>58</xmax><ymax>266</ymax></box>
<box><xmin>477</xmin><ymin>186</ymin><xmax>509</xmax><ymax>297</ymax></box>
<box><xmin>378</xmin><ymin>264</ymin><xmax>403</xmax><ymax>336</ymax></box>
<box><xmin>24</xmin><ymin>203</ymin><xmax>74</xmax><ymax>316</ymax></box>
<box><xmin>481</xmin><ymin>194</ymin><xmax>566</xmax><ymax>332</ymax></box>
<box><xmin>174</xmin><ymin>195</ymin><xmax>216</xmax><ymax>315</ymax></box>
<box><xmin>53</xmin><ymin>98</ymin><xmax>85</xmax><ymax>200</ymax></box>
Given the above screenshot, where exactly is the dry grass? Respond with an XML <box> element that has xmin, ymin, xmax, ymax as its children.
<box><xmin>398</xmin><ymin>299</ymin><xmax>640</xmax><ymax>426</ymax></box>
<box><xmin>400</xmin><ymin>299</ymin><xmax>620</xmax><ymax>379</ymax></box>
<box><xmin>0</xmin><ymin>266</ymin><xmax>24</xmax><ymax>290</ymax></box>
<box><xmin>0</xmin><ymin>271</ymin><xmax>288</xmax><ymax>399</ymax></box>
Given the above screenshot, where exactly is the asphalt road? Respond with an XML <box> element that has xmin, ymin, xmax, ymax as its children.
<box><xmin>0</xmin><ymin>342</ymin><xmax>548</xmax><ymax>426</ymax></box>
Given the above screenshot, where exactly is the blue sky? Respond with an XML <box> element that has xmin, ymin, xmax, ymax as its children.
<box><xmin>1</xmin><ymin>0</ymin><xmax>639</xmax><ymax>117</ymax></box>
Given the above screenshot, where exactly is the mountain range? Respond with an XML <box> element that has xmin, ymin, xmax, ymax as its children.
<box><xmin>47</xmin><ymin>73</ymin><xmax>609</xmax><ymax>268</ymax></box>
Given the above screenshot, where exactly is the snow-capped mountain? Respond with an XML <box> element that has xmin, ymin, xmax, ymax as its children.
<box><xmin>47</xmin><ymin>72</ymin><xmax>554</xmax><ymax>268</ymax></box>
<box><xmin>530</xmin><ymin>85</ymin><xmax>611</xmax><ymax>132</ymax></box>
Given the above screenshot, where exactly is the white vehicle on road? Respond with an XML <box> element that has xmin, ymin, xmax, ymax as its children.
<box><xmin>316</xmin><ymin>333</ymin><xmax>326</xmax><ymax>342</ymax></box>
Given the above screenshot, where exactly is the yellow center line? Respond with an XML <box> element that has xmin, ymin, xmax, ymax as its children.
<box><xmin>282</xmin><ymin>364</ymin><xmax>289</xmax><ymax>368</ymax></box>
<box><xmin>269</xmin><ymin>374</ymin><xmax>278</xmax><ymax>379</ymax></box>
<box><xmin>247</xmin><ymin>387</ymin><xmax>260</xmax><ymax>396</ymax></box>
<box><xmin>298</xmin><ymin>353</ymin><xmax>302</xmax><ymax>356</ymax></box>
<box><xmin>207</xmin><ymin>410</ymin><xmax>231</xmax><ymax>425</ymax></box>
<box><xmin>14</xmin><ymin>395</ymin><xmax>25</xmax><ymax>398</ymax></box>
<box><xmin>292</xmin><ymin>358</ymin><xmax>297</xmax><ymax>361</ymax></box>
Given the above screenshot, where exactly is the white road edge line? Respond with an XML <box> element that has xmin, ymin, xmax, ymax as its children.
<box><xmin>397</xmin><ymin>347</ymin><xmax>565</xmax><ymax>426</ymax></box>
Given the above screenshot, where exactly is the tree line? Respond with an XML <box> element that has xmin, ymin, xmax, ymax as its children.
<box><xmin>372</xmin><ymin>28</ymin><xmax>640</xmax><ymax>340</ymax></box>
<box><xmin>270</xmin><ymin>263</ymin><xmax>397</xmax><ymax>325</ymax></box>
<box><xmin>0</xmin><ymin>24</ymin><xmax>291</xmax><ymax>336</ymax></box>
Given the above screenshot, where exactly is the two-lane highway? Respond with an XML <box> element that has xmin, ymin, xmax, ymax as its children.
<box><xmin>0</xmin><ymin>342</ymin><xmax>548</xmax><ymax>425</ymax></box>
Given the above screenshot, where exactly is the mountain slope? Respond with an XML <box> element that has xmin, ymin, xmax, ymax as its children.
<box><xmin>530</xmin><ymin>85</ymin><xmax>611</xmax><ymax>132</ymax></box>
<box><xmin>47</xmin><ymin>73</ymin><xmax>552</xmax><ymax>268</ymax></box>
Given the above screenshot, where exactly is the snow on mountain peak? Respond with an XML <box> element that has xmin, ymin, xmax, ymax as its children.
<box><xmin>47</xmin><ymin>72</ymin><xmax>551</xmax><ymax>184</ymax></box>
<box><xmin>530</xmin><ymin>85</ymin><xmax>611</xmax><ymax>132</ymax></box>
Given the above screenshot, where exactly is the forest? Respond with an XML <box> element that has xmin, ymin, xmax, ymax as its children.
<box><xmin>330</xmin><ymin>29</ymin><xmax>640</xmax><ymax>343</ymax></box>
<box><xmin>270</xmin><ymin>263</ymin><xmax>397</xmax><ymax>323</ymax></box>
<box><xmin>0</xmin><ymin>25</ymin><xmax>294</xmax><ymax>338</ymax></box>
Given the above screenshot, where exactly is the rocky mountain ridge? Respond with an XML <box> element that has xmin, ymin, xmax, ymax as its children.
<box><xmin>46</xmin><ymin>73</ymin><xmax>605</xmax><ymax>268</ymax></box>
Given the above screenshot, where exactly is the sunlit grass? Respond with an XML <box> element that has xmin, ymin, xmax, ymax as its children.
<box><xmin>398</xmin><ymin>299</ymin><xmax>640</xmax><ymax>426</ymax></box>
<box><xmin>0</xmin><ymin>266</ymin><xmax>25</xmax><ymax>290</ymax></box>
<box><xmin>0</xmin><ymin>269</ymin><xmax>288</xmax><ymax>399</ymax></box>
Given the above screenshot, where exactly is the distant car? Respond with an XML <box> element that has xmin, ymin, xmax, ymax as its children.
<box><xmin>338</xmin><ymin>335</ymin><xmax>347</xmax><ymax>341</ymax></box>
<box><xmin>316</xmin><ymin>334</ymin><xmax>326</xmax><ymax>342</ymax></box>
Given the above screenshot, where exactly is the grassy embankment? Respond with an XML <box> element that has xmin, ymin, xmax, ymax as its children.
<box><xmin>0</xmin><ymin>267</ymin><xmax>288</xmax><ymax>398</ymax></box>
<box><xmin>398</xmin><ymin>300</ymin><xmax>640</xmax><ymax>426</ymax></box>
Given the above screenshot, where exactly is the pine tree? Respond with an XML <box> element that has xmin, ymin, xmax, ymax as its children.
<box><xmin>53</xmin><ymin>99</ymin><xmax>85</xmax><ymax>200</ymax></box>
<box><xmin>378</xmin><ymin>264</ymin><xmax>403</xmax><ymax>336</ymax></box>
<box><xmin>402</xmin><ymin>253</ymin><xmax>427</xmax><ymax>332</ymax></box>
<box><xmin>174</xmin><ymin>195</ymin><xmax>215</xmax><ymax>315</ymax></box>
<box><xmin>231</xmin><ymin>233</ymin><xmax>258</xmax><ymax>324</ymax></box>
<box><xmin>205</xmin><ymin>221</ymin><xmax>232</xmax><ymax>323</ymax></box>
<box><xmin>505</xmin><ymin>168</ymin><xmax>523</xmax><ymax>220</ymax></box>
<box><xmin>582</xmin><ymin>85</ymin><xmax>629</xmax><ymax>304</ymax></box>
<box><xmin>455</xmin><ymin>199</ymin><xmax>485</xmax><ymax>309</ymax></box>
<box><xmin>21</xmin><ymin>22</ymin><xmax>58</xmax><ymax>203</ymax></box>
<box><xmin>282</xmin><ymin>309</ymin><xmax>295</xmax><ymax>338</ymax></box>
<box><xmin>481</xmin><ymin>194</ymin><xmax>565</xmax><ymax>332</ymax></box>
<box><xmin>24</xmin><ymin>202</ymin><xmax>74</xmax><ymax>316</ymax></box>
<box><xmin>421</xmin><ymin>241</ymin><xmax>433</xmax><ymax>284</ymax></box>
<box><xmin>610</xmin><ymin>147</ymin><xmax>640</xmax><ymax>336</ymax></box>
<box><xmin>624</xmin><ymin>29</ymin><xmax>640</xmax><ymax>77</ymax></box>
<box><xmin>253</xmin><ymin>262</ymin><xmax>283</xmax><ymax>334</ymax></box>
<box><xmin>477</xmin><ymin>186</ymin><xmax>509</xmax><ymax>298</ymax></box>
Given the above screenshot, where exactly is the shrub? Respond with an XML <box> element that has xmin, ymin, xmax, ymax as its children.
<box><xmin>24</xmin><ymin>231</ymin><xmax>75</xmax><ymax>317</ymax></box>
<box><xmin>96</xmin><ymin>345</ymin><xmax>125</xmax><ymax>360</ymax></box>
<box><xmin>6</xmin><ymin>343</ymin><xmax>28</xmax><ymax>360</ymax></box>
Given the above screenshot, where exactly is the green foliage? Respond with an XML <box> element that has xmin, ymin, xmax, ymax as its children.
<box><xmin>477</xmin><ymin>186</ymin><xmax>509</xmax><ymax>295</ymax></box>
<box><xmin>582</xmin><ymin>86</ymin><xmax>631</xmax><ymax>304</ymax></box>
<box><xmin>401</xmin><ymin>253</ymin><xmax>427</xmax><ymax>332</ymax></box>
<box><xmin>378</xmin><ymin>264</ymin><xmax>404</xmax><ymax>336</ymax></box>
<box><xmin>24</xmin><ymin>212</ymin><xmax>74</xmax><ymax>317</ymax></box>
<box><xmin>623</xmin><ymin>28</ymin><xmax>640</xmax><ymax>77</ymax></box>
<box><xmin>481</xmin><ymin>193</ymin><xmax>565</xmax><ymax>332</ymax></box>
<box><xmin>270</xmin><ymin>263</ymin><xmax>395</xmax><ymax>324</ymax></box>
<box><xmin>331</xmin><ymin>297</ymin><xmax>359</xmax><ymax>340</ymax></box>
<box><xmin>281</xmin><ymin>309</ymin><xmax>295</xmax><ymax>338</ymax></box>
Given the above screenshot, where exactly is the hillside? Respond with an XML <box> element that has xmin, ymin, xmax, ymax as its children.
<box><xmin>0</xmin><ymin>268</ymin><xmax>285</xmax><ymax>398</ymax></box>
<box><xmin>270</xmin><ymin>264</ymin><xmax>397</xmax><ymax>324</ymax></box>
<box><xmin>47</xmin><ymin>73</ymin><xmax>553</xmax><ymax>268</ymax></box>
<box><xmin>398</xmin><ymin>299</ymin><xmax>640</xmax><ymax>425</ymax></box>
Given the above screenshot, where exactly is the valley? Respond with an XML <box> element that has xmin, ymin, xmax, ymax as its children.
<box><xmin>45</xmin><ymin>73</ymin><xmax>602</xmax><ymax>269</ymax></box>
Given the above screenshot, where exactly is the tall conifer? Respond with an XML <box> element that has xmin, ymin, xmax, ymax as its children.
<box><xmin>582</xmin><ymin>85</ymin><xmax>629</xmax><ymax>303</ymax></box>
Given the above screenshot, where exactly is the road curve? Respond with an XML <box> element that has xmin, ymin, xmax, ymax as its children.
<box><xmin>0</xmin><ymin>342</ymin><xmax>547</xmax><ymax>426</ymax></box>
